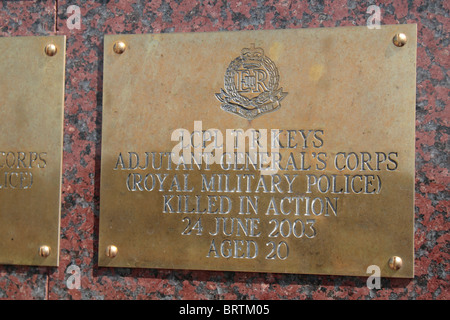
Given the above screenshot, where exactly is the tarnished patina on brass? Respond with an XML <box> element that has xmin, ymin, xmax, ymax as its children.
<box><xmin>0</xmin><ymin>36</ymin><xmax>66</xmax><ymax>267</ymax></box>
<box><xmin>99</xmin><ymin>25</ymin><xmax>416</xmax><ymax>278</ymax></box>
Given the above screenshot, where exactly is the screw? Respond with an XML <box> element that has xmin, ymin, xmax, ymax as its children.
<box><xmin>44</xmin><ymin>44</ymin><xmax>58</xmax><ymax>56</ymax></box>
<box><xmin>39</xmin><ymin>245</ymin><xmax>51</xmax><ymax>258</ymax></box>
<box><xmin>388</xmin><ymin>256</ymin><xmax>403</xmax><ymax>270</ymax></box>
<box><xmin>113</xmin><ymin>41</ymin><xmax>126</xmax><ymax>54</ymax></box>
<box><xmin>393</xmin><ymin>33</ymin><xmax>407</xmax><ymax>47</ymax></box>
<box><xmin>106</xmin><ymin>245</ymin><xmax>118</xmax><ymax>258</ymax></box>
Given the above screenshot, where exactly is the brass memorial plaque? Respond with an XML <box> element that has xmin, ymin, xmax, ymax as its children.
<box><xmin>0</xmin><ymin>36</ymin><xmax>65</xmax><ymax>266</ymax></box>
<box><xmin>100</xmin><ymin>25</ymin><xmax>416</xmax><ymax>277</ymax></box>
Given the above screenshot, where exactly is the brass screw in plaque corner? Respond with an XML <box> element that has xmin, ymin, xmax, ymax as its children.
<box><xmin>44</xmin><ymin>43</ymin><xmax>58</xmax><ymax>56</ymax></box>
<box><xmin>39</xmin><ymin>245</ymin><xmax>51</xmax><ymax>258</ymax></box>
<box><xmin>113</xmin><ymin>41</ymin><xmax>126</xmax><ymax>54</ymax></box>
<box><xmin>388</xmin><ymin>256</ymin><xmax>403</xmax><ymax>270</ymax></box>
<box><xmin>106</xmin><ymin>245</ymin><xmax>118</xmax><ymax>258</ymax></box>
<box><xmin>393</xmin><ymin>33</ymin><xmax>407</xmax><ymax>47</ymax></box>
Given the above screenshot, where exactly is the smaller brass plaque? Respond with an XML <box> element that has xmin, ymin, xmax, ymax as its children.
<box><xmin>100</xmin><ymin>25</ymin><xmax>416</xmax><ymax>277</ymax></box>
<box><xmin>0</xmin><ymin>36</ymin><xmax>65</xmax><ymax>266</ymax></box>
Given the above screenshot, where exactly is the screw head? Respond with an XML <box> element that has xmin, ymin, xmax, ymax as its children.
<box><xmin>39</xmin><ymin>245</ymin><xmax>51</xmax><ymax>258</ymax></box>
<box><xmin>393</xmin><ymin>33</ymin><xmax>407</xmax><ymax>47</ymax></box>
<box><xmin>106</xmin><ymin>245</ymin><xmax>118</xmax><ymax>258</ymax></box>
<box><xmin>388</xmin><ymin>256</ymin><xmax>403</xmax><ymax>270</ymax></box>
<box><xmin>44</xmin><ymin>44</ymin><xmax>58</xmax><ymax>56</ymax></box>
<box><xmin>113</xmin><ymin>41</ymin><xmax>126</xmax><ymax>54</ymax></box>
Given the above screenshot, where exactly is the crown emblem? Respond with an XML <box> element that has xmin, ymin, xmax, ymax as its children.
<box><xmin>241</xmin><ymin>44</ymin><xmax>264</xmax><ymax>69</ymax></box>
<box><xmin>215</xmin><ymin>44</ymin><xmax>288</xmax><ymax>120</ymax></box>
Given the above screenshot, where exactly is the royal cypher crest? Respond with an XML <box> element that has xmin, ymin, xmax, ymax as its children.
<box><xmin>215</xmin><ymin>44</ymin><xmax>288</xmax><ymax>120</ymax></box>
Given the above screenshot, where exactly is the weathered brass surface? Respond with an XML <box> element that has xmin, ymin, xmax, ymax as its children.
<box><xmin>100</xmin><ymin>25</ymin><xmax>416</xmax><ymax>277</ymax></box>
<box><xmin>0</xmin><ymin>36</ymin><xmax>65</xmax><ymax>267</ymax></box>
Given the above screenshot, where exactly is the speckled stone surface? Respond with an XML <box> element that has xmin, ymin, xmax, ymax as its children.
<box><xmin>0</xmin><ymin>0</ymin><xmax>448</xmax><ymax>300</ymax></box>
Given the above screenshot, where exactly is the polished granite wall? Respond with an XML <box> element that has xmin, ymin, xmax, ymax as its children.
<box><xmin>0</xmin><ymin>0</ymin><xmax>448</xmax><ymax>299</ymax></box>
